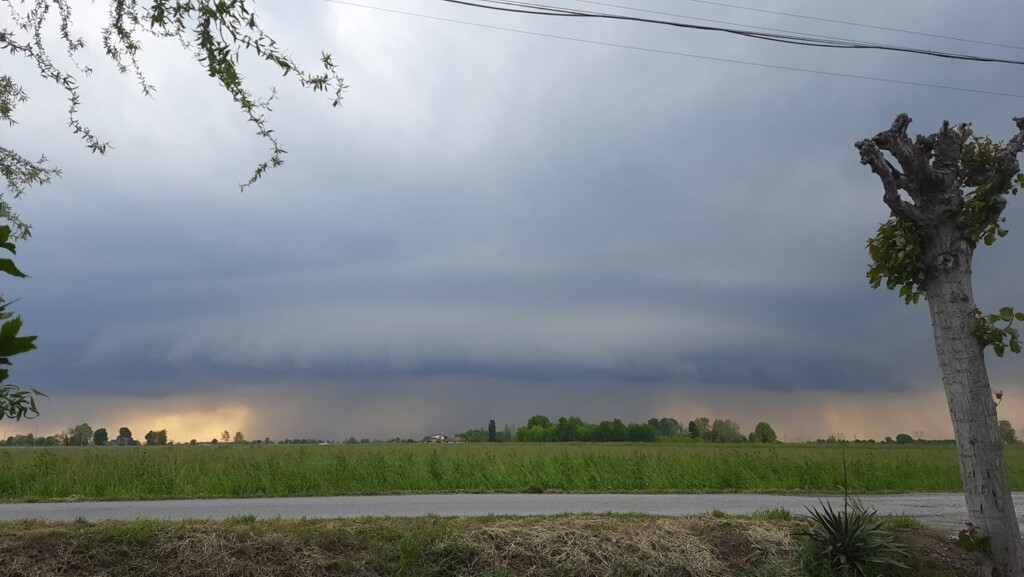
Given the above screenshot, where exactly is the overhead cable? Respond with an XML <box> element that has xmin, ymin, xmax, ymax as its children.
<box><xmin>321</xmin><ymin>0</ymin><xmax>1024</xmax><ymax>100</ymax></box>
<box><xmin>593</xmin><ymin>0</ymin><xmax>1024</xmax><ymax>52</ymax></box>
<box><xmin>440</xmin><ymin>0</ymin><xmax>1024</xmax><ymax>66</ymax></box>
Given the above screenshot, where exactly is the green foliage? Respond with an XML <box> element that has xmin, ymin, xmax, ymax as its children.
<box><xmin>708</xmin><ymin>418</ymin><xmax>745</xmax><ymax>443</ymax></box>
<box><xmin>866</xmin><ymin>217</ymin><xmax>927</xmax><ymax>305</ymax></box>
<box><xmin>880</xmin><ymin>514</ymin><xmax>923</xmax><ymax>532</ymax></box>
<box><xmin>526</xmin><ymin>415</ymin><xmax>552</xmax><ymax>429</ymax></box>
<box><xmin>749</xmin><ymin>422</ymin><xmax>778</xmax><ymax>443</ymax></box>
<box><xmin>0</xmin><ymin>226</ymin><xmax>40</xmax><ymax>421</ymax></box>
<box><xmin>118</xmin><ymin>427</ymin><xmax>133</xmax><ymax>440</ymax></box>
<box><xmin>797</xmin><ymin>500</ymin><xmax>907</xmax><ymax>577</ymax></box>
<box><xmin>894</xmin><ymin>434</ymin><xmax>914</xmax><ymax>445</ymax></box>
<box><xmin>93</xmin><ymin>428</ymin><xmax>109</xmax><ymax>446</ymax></box>
<box><xmin>959</xmin><ymin>136</ymin><xmax>1020</xmax><ymax>247</ymax></box>
<box><xmin>687</xmin><ymin>420</ymin><xmax>701</xmax><ymax>439</ymax></box>
<box><xmin>866</xmin><ymin>136</ymin><xmax>1022</xmax><ymax>306</ymax></box>
<box><xmin>752</xmin><ymin>507</ymin><xmax>793</xmax><ymax>521</ymax></box>
<box><xmin>998</xmin><ymin>420</ymin><xmax>1018</xmax><ymax>445</ymax></box>
<box><xmin>145</xmin><ymin>430</ymin><xmax>168</xmax><ymax>445</ymax></box>
<box><xmin>64</xmin><ymin>423</ymin><xmax>93</xmax><ymax>446</ymax></box>
<box><xmin>974</xmin><ymin>307</ymin><xmax>1024</xmax><ymax>357</ymax></box>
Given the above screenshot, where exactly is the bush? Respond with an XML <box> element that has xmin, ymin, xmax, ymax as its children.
<box><xmin>797</xmin><ymin>500</ymin><xmax>906</xmax><ymax>577</ymax></box>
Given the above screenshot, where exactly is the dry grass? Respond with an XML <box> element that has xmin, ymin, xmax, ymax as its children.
<box><xmin>0</xmin><ymin>515</ymin><xmax>978</xmax><ymax>577</ymax></box>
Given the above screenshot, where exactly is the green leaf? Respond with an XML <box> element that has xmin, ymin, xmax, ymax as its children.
<box><xmin>0</xmin><ymin>258</ymin><xmax>26</xmax><ymax>278</ymax></box>
<box><xmin>1000</xmin><ymin>307</ymin><xmax>1015</xmax><ymax>321</ymax></box>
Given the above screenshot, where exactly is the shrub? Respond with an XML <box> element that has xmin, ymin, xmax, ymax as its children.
<box><xmin>797</xmin><ymin>500</ymin><xmax>907</xmax><ymax>577</ymax></box>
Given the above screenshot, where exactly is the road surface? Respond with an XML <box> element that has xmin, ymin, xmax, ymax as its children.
<box><xmin>0</xmin><ymin>493</ymin><xmax>1015</xmax><ymax>533</ymax></box>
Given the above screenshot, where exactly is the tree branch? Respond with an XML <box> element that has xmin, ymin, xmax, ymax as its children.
<box><xmin>856</xmin><ymin>138</ymin><xmax>924</xmax><ymax>222</ymax></box>
<box><xmin>985</xmin><ymin>116</ymin><xmax>1024</xmax><ymax>198</ymax></box>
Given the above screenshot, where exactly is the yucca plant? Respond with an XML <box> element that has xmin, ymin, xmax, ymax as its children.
<box><xmin>797</xmin><ymin>500</ymin><xmax>907</xmax><ymax>577</ymax></box>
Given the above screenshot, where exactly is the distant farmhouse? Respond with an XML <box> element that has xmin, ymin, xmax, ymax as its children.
<box><xmin>111</xmin><ymin>436</ymin><xmax>140</xmax><ymax>446</ymax></box>
<box><xmin>423</xmin><ymin>433</ymin><xmax>464</xmax><ymax>444</ymax></box>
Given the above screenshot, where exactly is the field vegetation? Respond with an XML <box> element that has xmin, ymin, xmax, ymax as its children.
<box><xmin>1</xmin><ymin>443</ymin><xmax>1022</xmax><ymax>502</ymax></box>
<box><xmin>0</xmin><ymin>514</ymin><xmax>981</xmax><ymax>577</ymax></box>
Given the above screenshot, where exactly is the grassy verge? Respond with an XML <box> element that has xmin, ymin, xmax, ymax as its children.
<box><xmin>0</xmin><ymin>514</ymin><xmax>981</xmax><ymax>577</ymax></box>
<box><xmin>2</xmin><ymin>443</ymin><xmax>1017</xmax><ymax>501</ymax></box>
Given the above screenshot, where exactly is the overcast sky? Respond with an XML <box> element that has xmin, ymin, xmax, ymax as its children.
<box><xmin>2</xmin><ymin>0</ymin><xmax>1024</xmax><ymax>442</ymax></box>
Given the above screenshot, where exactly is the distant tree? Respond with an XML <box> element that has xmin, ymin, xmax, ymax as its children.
<box><xmin>487</xmin><ymin>419</ymin><xmax>497</xmax><ymax>442</ymax></box>
<box><xmin>884</xmin><ymin>436</ymin><xmax>894</xmax><ymax>444</ymax></box>
<box><xmin>93</xmin><ymin>428</ymin><xmax>108</xmax><ymax>446</ymax></box>
<box><xmin>749</xmin><ymin>422</ymin><xmax>778</xmax><ymax>443</ymax></box>
<box><xmin>516</xmin><ymin>424</ymin><xmax>551</xmax><ymax>442</ymax></box>
<box><xmin>687</xmin><ymin>420</ymin><xmax>700</xmax><ymax>439</ymax></box>
<box><xmin>649</xmin><ymin>417</ymin><xmax>681</xmax><ymax>437</ymax></box>
<box><xmin>65</xmin><ymin>423</ymin><xmax>92</xmax><ymax>446</ymax></box>
<box><xmin>144</xmin><ymin>430</ymin><xmax>167</xmax><ymax>445</ymax></box>
<box><xmin>221</xmin><ymin>430</ymin><xmax>231</xmax><ymax>443</ymax></box>
<box><xmin>526</xmin><ymin>415</ymin><xmax>552</xmax><ymax>429</ymax></box>
<box><xmin>552</xmin><ymin>416</ymin><xmax>587</xmax><ymax>442</ymax></box>
<box><xmin>689</xmin><ymin>417</ymin><xmax>711</xmax><ymax>440</ymax></box>
<box><xmin>118</xmin><ymin>427</ymin><xmax>132</xmax><ymax>440</ymax></box>
<box><xmin>998</xmin><ymin>420</ymin><xmax>1018</xmax><ymax>445</ymax></box>
<box><xmin>233</xmin><ymin>431</ymin><xmax>245</xmax><ymax>444</ymax></box>
<box><xmin>501</xmin><ymin>424</ymin><xmax>514</xmax><ymax>442</ymax></box>
<box><xmin>627</xmin><ymin>422</ymin><xmax>659</xmax><ymax>442</ymax></box>
<box><xmin>189</xmin><ymin>439</ymin><xmax>197</xmax><ymax>445</ymax></box>
<box><xmin>460</xmin><ymin>429</ymin><xmax>488</xmax><ymax>442</ymax></box>
<box><xmin>895</xmin><ymin>433</ymin><xmax>914</xmax><ymax>445</ymax></box>
<box><xmin>708</xmin><ymin>419</ymin><xmax>744</xmax><ymax>443</ymax></box>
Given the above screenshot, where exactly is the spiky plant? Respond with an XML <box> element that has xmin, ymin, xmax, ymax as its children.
<box><xmin>797</xmin><ymin>500</ymin><xmax>907</xmax><ymax>577</ymax></box>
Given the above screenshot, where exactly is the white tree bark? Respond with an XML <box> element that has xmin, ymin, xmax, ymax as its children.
<box><xmin>858</xmin><ymin>115</ymin><xmax>1024</xmax><ymax>577</ymax></box>
<box><xmin>925</xmin><ymin>223</ymin><xmax>1023</xmax><ymax>577</ymax></box>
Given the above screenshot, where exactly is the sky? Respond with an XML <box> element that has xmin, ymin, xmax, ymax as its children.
<box><xmin>2</xmin><ymin>0</ymin><xmax>1024</xmax><ymax>443</ymax></box>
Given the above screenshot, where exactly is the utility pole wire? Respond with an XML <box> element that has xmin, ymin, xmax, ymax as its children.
<box><xmin>591</xmin><ymin>0</ymin><xmax>1024</xmax><ymax>52</ymax></box>
<box><xmin>441</xmin><ymin>0</ymin><xmax>1024</xmax><ymax>66</ymax></box>
<box><xmin>322</xmin><ymin>0</ymin><xmax>1024</xmax><ymax>100</ymax></box>
<box><xmin>571</xmin><ymin>0</ymin><xmax>1024</xmax><ymax>54</ymax></box>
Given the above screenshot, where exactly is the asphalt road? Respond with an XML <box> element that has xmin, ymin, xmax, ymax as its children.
<box><xmin>0</xmin><ymin>493</ymin><xmax>1016</xmax><ymax>533</ymax></box>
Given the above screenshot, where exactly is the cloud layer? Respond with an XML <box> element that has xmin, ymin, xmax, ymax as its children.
<box><xmin>4</xmin><ymin>0</ymin><xmax>1024</xmax><ymax>440</ymax></box>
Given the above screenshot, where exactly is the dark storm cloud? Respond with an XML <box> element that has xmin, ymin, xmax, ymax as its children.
<box><xmin>4</xmin><ymin>0</ymin><xmax>1024</xmax><ymax>437</ymax></box>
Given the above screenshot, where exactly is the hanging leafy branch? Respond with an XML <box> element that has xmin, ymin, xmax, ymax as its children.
<box><xmin>0</xmin><ymin>224</ymin><xmax>40</xmax><ymax>421</ymax></box>
<box><xmin>1</xmin><ymin>0</ymin><xmax>347</xmax><ymax>195</ymax></box>
<box><xmin>975</xmin><ymin>307</ymin><xmax>1024</xmax><ymax>358</ymax></box>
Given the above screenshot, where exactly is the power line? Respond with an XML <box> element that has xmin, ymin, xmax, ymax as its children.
<box><xmin>320</xmin><ymin>0</ymin><xmax>1024</xmax><ymax>100</ymax></box>
<box><xmin>573</xmin><ymin>0</ymin><xmax>1024</xmax><ymax>53</ymax></box>
<box><xmin>441</xmin><ymin>0</ymin><xmax>1024</xmax><ymax>66</ymax></box>
<box><xmin>607</xmin><ymin>0</ymin><xmax>1024</xmax><ymax>52</ymax></box>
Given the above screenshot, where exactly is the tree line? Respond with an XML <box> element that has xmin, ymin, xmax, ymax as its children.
<box><xmin>0</xmin><ymin>425</ymin><xmax>254</xmax><ymax>447</ymax></box>
<box><xmin>460</xmin><ymin>416</ymin><xmax>779</xmax><ymax>443</ymax></box>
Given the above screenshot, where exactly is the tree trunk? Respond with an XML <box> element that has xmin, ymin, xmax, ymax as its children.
<box><xmin>925</xmin><ymin>228</ymin><xmax>1024</xmax><ymax>577</ymax></box>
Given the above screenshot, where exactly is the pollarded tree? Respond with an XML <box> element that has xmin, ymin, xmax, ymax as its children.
<box><xmin>857</xmin><ymin>114</ymin><xmax>1024</xmax><ymax>576</ymax></box>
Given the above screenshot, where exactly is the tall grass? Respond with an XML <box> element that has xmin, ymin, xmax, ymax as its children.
<box><xmin>0</xmin><ymin>443</ymin><xmax>1013</xmax><ymax>501</ymax></box>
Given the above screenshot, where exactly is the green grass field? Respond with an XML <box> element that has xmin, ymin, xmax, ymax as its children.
<box><xmin>0</xmin><ymin>442</ymin><xmax>1016</xmax><ymax>502</ymax></box>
